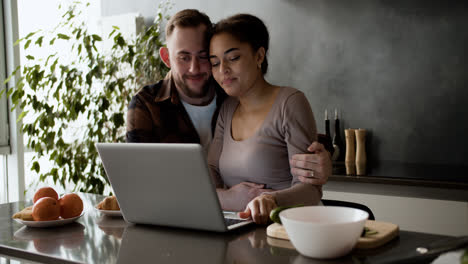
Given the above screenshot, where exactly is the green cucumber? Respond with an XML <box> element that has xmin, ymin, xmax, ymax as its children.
<box><xmin>361</xmin><ymin>227</ymin><xmax>379</xmax><ymax>237</ymax></box>
<box><xmin>269</xmin><ymin>204</ymin><xmax>304</xmax><ymax>224</ymax></box>
<box><xmin>461</xmin><ymin>248</ymin><xmax>468</xmax><ymax>264</ymax></box>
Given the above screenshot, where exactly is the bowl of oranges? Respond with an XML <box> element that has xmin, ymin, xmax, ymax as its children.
<box><xmin>12</xmin><ymin>187</ymin><xmax>84</xmax><ymax>228</ymax></box>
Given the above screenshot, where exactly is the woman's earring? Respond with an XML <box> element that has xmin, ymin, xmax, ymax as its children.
<box><xmin>258</xmin><ymin>63</ymin><xmax>261</xmax><ymax>69</ymax></box>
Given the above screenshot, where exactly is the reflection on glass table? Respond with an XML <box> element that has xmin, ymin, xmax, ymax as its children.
<box><xmin>14</xmin><ymin>223</ymin><xmax>85</xmax><ymax>254</ymax></box>
<box><xmin>96</xmin><ymin>215</ymin><xmax>126</xmax><ymax>239</ymax></box>
<box><xmin>117</xmin><ymin>224</ymin><xmax>228</xmax><ymax>264</ymax></box>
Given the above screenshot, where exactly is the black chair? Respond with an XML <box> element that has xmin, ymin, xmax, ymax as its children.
<box><xmin>321</xmin><ymin>199</ymin><xmax>375</xmax><ymax>220</ymax></box>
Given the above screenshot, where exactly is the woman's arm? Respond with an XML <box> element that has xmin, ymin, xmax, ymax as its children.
<box><xmin>239</xmin><ymin>90</ymin><xmax>322</xmax><ymax>224</ymax></box>
<box><xmin>268</xmin><ymin>90</ymin><xmax>323</xmax><ymax>206</ymax></box>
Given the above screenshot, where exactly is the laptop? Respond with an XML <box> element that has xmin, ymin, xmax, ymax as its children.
<box><xmin>96</xmin><ymin>143</ymin><xmax>253</xmax><ymax>232</ymax></box>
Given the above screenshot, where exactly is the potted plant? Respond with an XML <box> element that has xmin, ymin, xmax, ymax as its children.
<box><xmin>1</xmin><ymin>1</ymin><xmax>170</xmax><ymax>194</ymax></box>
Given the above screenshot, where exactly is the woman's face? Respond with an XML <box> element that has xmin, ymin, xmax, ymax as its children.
<box><xmin>209</xmin><ymin>33</ymin><xmax>264</xmax><ymax>97</ymax></box>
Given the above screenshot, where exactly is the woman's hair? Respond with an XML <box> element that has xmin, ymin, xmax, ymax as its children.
<box><xmin>213</xmin><ymin>14</ymin><xmax>269</xmax><ymax>75</ymax></box>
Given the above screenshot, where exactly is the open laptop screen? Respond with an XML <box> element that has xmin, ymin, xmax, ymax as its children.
<box><xmin>96</xmin><ymin>143</ymin><xmax>252</xmax><ymax>232</ymax></box>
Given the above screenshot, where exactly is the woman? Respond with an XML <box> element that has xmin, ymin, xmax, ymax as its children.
<box><xmin>207</xmin><ymin>14</ymin><xmax>322</xmax><ymax>224</ymax></box>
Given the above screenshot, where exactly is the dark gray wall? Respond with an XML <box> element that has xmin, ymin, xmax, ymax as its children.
<box><xmin>102</xmin><ymin>0</ymin><xmax>468</xmax><ymax>166</ymax></box>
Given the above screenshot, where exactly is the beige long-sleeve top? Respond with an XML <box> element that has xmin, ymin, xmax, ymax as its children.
<box><xmin>207</xmin><ymin>87</ymin><xmax>322</xmax><ymax>207</ymax></box>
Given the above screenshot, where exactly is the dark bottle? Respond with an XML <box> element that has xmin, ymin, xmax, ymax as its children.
<box><xmin>325</xmin><ymin>109</ymin><xmax>331</xmax><ymax>142</ymax></box>
<box><xmin>332</xmin><ymin>108</ymin><xmax>345</xmax><ymax>161</ymax></box>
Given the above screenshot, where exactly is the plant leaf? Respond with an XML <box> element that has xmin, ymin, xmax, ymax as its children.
<box><xmin>35</xmin><ymin>36</ymin><xmax>44</xmax><ymax>47</ymax></box>
<box><xmin>32</xmin><ymin>161</ymin><xmax>40</xmax><ymax>173</ymax></box>
<box><xmin>24</xmin><ymin>39</ymin><xmax>32</xmax><ymax>50</ymax></box>
<box><xmin>13</xmin><ymin>38</ymin><xmax>22</xmax><ymax>46</ymax></box>
<box><xmin>108</xmin><ymin>29</ymin><xmax>116</xmax><ymax>38</ymax></box>
<box><xmin>57</xmin><ymin>33</ymin><xmax>70</xmax><ymax>40</ymax></box>
<box><xmin>3</xmin><ymin>74</ymin><xmax>13</xmax><ymax>84</ymax></box>
<box><xmin>92</xmin><ymin>34</ymin><xmax>102</xmax><ymax>41</ymax></box>
<box><xmin>16</xmin><ymin>110</ymin><xmax>29</xmax><ymax>122</ymax></box>
<box><xmin>24</xmin><ymin>31</ymin><xmax>38</xmax><ymax>39</ymax></box>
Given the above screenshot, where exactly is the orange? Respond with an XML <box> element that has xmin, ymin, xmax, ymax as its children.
<box><xmin>59</xmin><ymin>193</ymin><xmax>83</xmax><ymax>219</ymax></box>
<box><xmin>61</xmin><ymin>228</ymin><xmax>85</xmax><ymax>248</ymax></box>
<box><xmin>32</xmin><ymin>197</ymin><xmax>61</xmax><ymax>221</ymax></box>
<box><xmin>33</xmin><ymin>238</ymin><xmax>61</xmax><ymax>253</ymax></box>
<box><xmin>33</xmin><ymin>187</ymin><xmax>58</xmax><ymax>203</ymax></box>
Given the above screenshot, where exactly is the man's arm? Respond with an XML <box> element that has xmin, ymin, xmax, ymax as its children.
<box><xmin>126</xmin><ymin>95</ymin><xmax>159</xmax><ymax>143</ymax></box>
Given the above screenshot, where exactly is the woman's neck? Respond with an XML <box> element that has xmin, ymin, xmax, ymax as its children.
<box><xmin>237</xmin><ymin>77</ymin><xmax>275</xmax><ymax>113</ymax></box>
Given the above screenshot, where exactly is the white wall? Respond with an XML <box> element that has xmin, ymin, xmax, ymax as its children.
<box><xmin>100</xmin><ymin>0</ymin><xmax>468</xmax><ymax>167</ymax></box>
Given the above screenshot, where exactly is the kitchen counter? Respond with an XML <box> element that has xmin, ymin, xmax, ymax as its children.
<box><xmin>0</xmin><ymin>193</ymin><xmax>459</xmax><ymax>264</ymax></box>
<box><xmin>331</xmin><ymin>160</ymin><xmax>468</xmax><ymax>190</ymax></box>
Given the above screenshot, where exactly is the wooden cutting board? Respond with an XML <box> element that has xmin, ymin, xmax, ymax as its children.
<box><xmin>266</xmin><ymin>220</ymin><xmax>399</xmax><ymax>249</ymax></box>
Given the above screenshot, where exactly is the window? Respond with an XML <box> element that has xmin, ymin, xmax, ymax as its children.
<box><xmin>2</xmin><ymin>0</ymin><xmax>25</xmax><ymax>203</ymax></box>
<box><xmin>17</xmin><ymin>0</ymin><xmax>102</xmax><ymax>198</ymax></box>
<box><xmin>2</xmin><ymin>0</ymin><xmax>104</xmax><ymax>202</ymax></box>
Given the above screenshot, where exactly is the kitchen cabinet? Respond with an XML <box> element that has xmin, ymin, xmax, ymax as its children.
<box><xmin>324</xmin><ymin>180</ymin><xmax>468</xmax><ymax>236</ymax></box>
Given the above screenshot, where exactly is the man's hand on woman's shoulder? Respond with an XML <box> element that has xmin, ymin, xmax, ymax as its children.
<box><xmin>290</xmin><ymin>141</ymin><xmax>332</xmax><ymax>185</ymax></box>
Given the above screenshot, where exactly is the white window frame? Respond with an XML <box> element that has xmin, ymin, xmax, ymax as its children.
<box><xmin>0</xmin><ymin>156</ymin><xmax>6</xmax><ymax>203</ymax></box>
<box><xmin>2</xmin><ymin>0</ymin><xmax>25</xmax><ymax>203</ymax></box>
<box><xmin>1</xmin><ymin>0</ymin><xmax>9</xmax><ymax>203</ymax></box>
<box><xmin>0</xmin><ymin>0</ymin><xmax>10</xmax><ymax>154</ymax></box>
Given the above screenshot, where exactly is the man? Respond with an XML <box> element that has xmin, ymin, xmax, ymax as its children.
<box><xmin>126</xmin><ymin>9</ymin><xmax>332</xmax><ymax>212</ymax></box>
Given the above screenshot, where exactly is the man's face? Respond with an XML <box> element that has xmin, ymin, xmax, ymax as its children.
<box><xmin>166</xmin><ymin>25</ymin><xmax>211</xmax><ymax>99</ymax></box>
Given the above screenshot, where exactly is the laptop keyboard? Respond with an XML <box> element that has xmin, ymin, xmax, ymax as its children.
<box><xmin>224</xmin><ymin>218</ymin><xmax>247</xmax><ymax>227</ymax></box>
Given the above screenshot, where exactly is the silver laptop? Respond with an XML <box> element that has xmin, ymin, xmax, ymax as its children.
<box><xmin>96</xmin><ymin>143</ymin><xmax>253</xmax><ymax>232</ymax></box>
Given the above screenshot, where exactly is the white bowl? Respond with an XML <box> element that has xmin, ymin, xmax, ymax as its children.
<box><xmin>279</xmin><ymin>206</ymin><xmax>368</xmax><ymax>259</ymax></box>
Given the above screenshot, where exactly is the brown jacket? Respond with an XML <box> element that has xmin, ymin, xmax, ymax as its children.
<box><xmin>126</xmin><ymin>73</ymin><xmax>227</xmax><ymax>143</ymax></box>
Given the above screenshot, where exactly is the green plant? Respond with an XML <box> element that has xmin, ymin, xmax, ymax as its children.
<box><xmin>1</xmin><ymin>1</ymin><xmax>170</xmax><ymax>194</ymax></box>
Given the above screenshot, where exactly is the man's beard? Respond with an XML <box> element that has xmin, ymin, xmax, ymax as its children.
<box><xmin>174</xmin><ymin>73</ymin><xmax>209</xmax><ymax>99</ymax></box>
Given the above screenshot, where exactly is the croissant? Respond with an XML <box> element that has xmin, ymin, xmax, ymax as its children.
<box><xmin>96</xmin><ymin>196</ymin><xmax>120</xmax><ymax>210</ymax></box>
<box><xmin>12</xmin><ymin>206</ymin><xmax>34</xmax><ymax>221</ymax></box>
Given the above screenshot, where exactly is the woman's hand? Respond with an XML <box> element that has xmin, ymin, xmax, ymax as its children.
<box><xmin>239</xmin><ymin>194</ymin><xmax>277</xmax><ymax>224</ymax></box>
<box><xmin>218</xmin><ymin>182</ymin><xmax>272</xmax><ymax>212</ymax></box>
